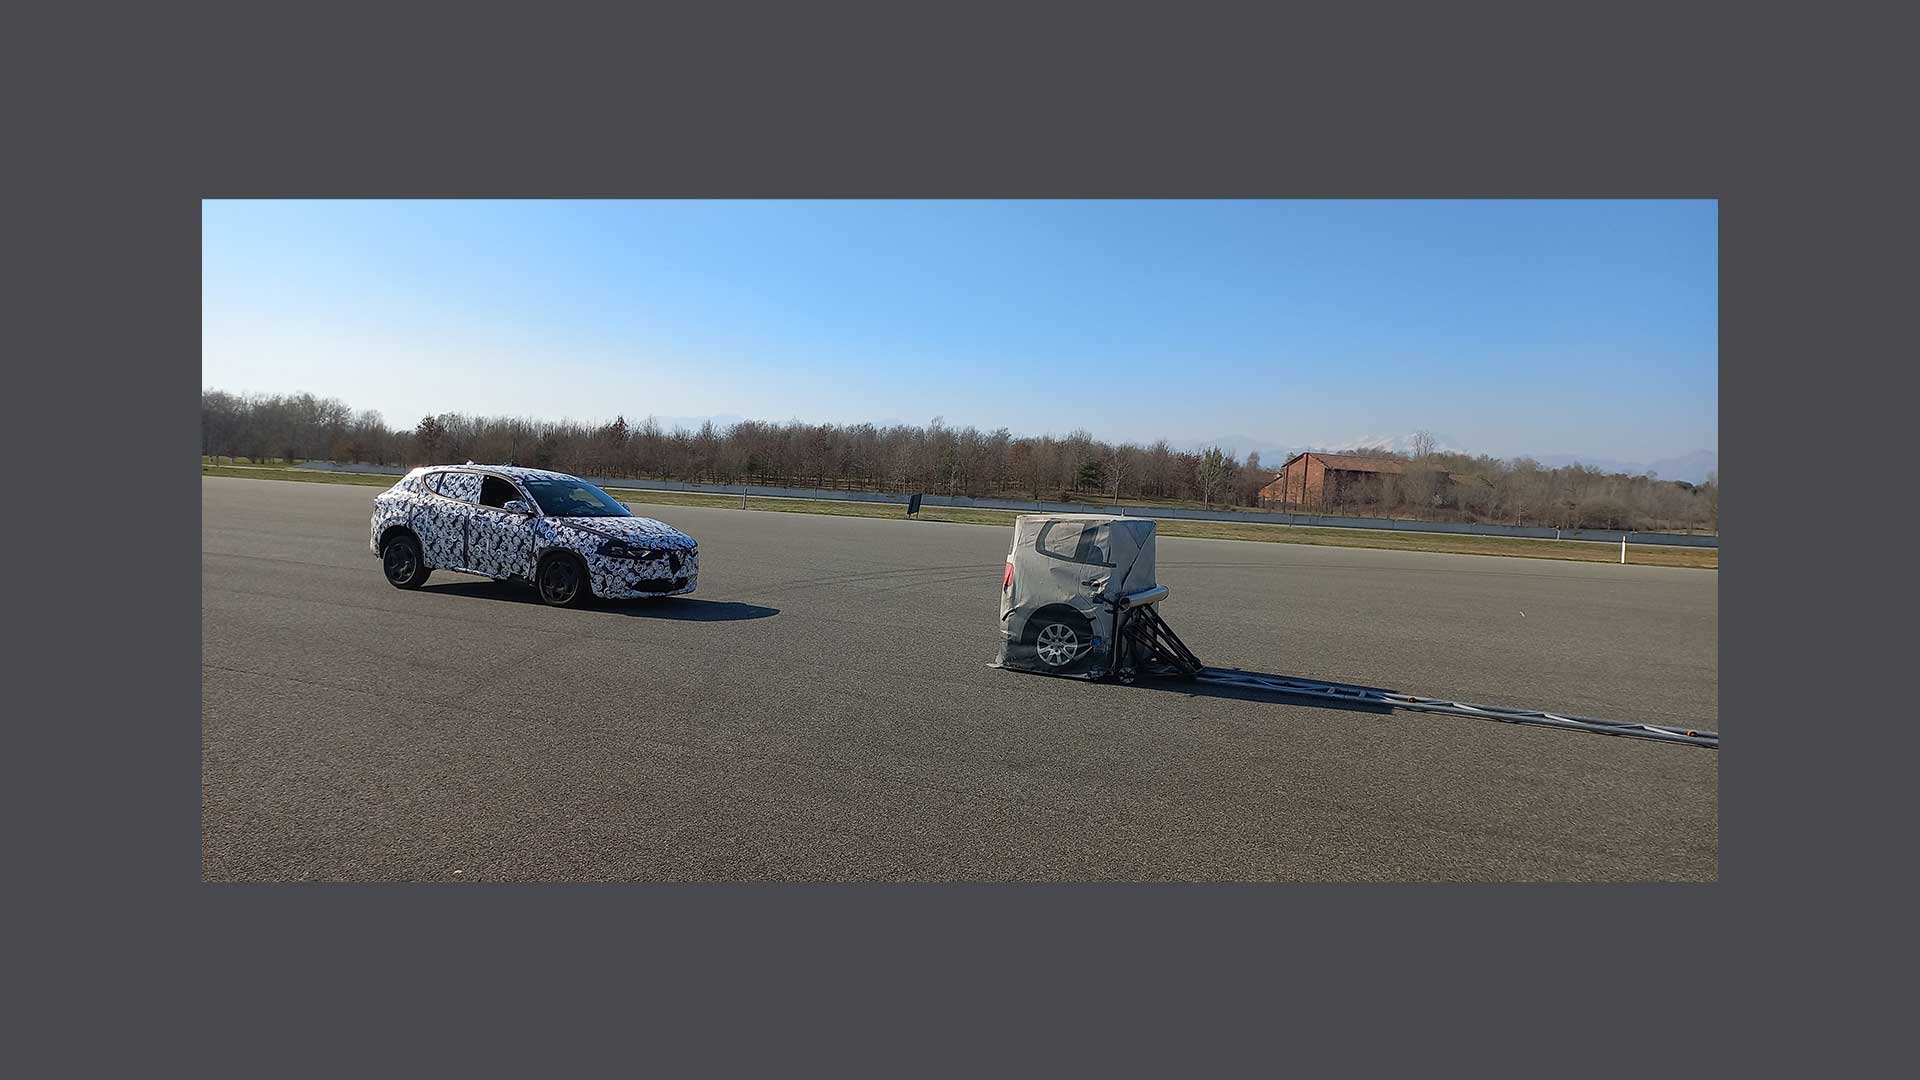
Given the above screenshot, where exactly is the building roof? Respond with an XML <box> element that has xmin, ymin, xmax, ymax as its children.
<box><xmin>1319</xmin><ymin>453</ymin><xmax>1409</xmax><ymax>474</ymax></box>
<box><xmin>1266</xmin><ymin>453</ymin><xmax>1485</xmax><ymax>487</ymax></box>
<box><xmin>1276</xmin><ymin>451</ymin><xmax>1407</xmax><ymax>474</ymax></box>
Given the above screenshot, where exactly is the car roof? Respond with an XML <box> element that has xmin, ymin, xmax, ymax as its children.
<box><xmin>428</xmin><ymin>463</ymin><xmax>582</xmax><ymax>483</ymax></box>
<box><xmin>1014</xmin><ymin>512</ymin><xmax>1151</xmax><ymax>526</ymax></box>
<box><xmin>1013</xmin><ymin>513</ymin><xmax>1157</xmax><ymax>538</ymax></box>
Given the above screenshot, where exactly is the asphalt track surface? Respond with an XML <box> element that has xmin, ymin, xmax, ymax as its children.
<box><xmin>203</xmin><ymin>477</ymin><xmax>1719</xmax><ymax>881</ymax></box>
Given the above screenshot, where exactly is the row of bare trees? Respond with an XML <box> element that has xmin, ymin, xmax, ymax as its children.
<box><xmin>201</xmin><ymin>391</ymin><xmax>397</xmax><ymax>466</ymax></box>
<box><xmin>1286</xmin><ymin>455</ymin><xmax>1719</xmax><ymax>532</ymax></box>
<box><xmin>201</xmin><ymin>391</ymin><xmax>1718</xmax><ymax>532</ymax></box>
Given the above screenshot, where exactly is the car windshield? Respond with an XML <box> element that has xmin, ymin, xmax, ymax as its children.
<box><xmin>520</xmin><ymin>476</ymin><xmax>632</xmax><ymax>518</ymax></box>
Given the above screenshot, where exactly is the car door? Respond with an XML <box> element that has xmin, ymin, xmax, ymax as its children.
<box><xmin>417</xmin><ymin>470</ymin><xmax>479</xmax><ymax>569</ymax></box>
<box><xmin>466</xmin><ymin>474</ymin><xmax>537</xmax><ymax>581</ymax></box>
<box><xmin>1032</xmin><ymin>520</ymin><xmax>1116</xmax><ymax>614</ymax></box>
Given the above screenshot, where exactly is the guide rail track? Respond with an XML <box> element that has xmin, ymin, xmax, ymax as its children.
<box><xmin>1110</xmin><ymin>598</ymin><xmax>1718</xmax><ymax>750</ymax></box>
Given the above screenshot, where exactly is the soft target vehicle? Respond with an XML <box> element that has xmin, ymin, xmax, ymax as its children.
<box><xmin>995</xmin><ymin>513</ymin><xmax>1168</xmax><ymax>678</ymax></box>
<box><xmin>370</xmin><ymin>464</ymin><xmax>698</xmax><ymax>606</ymax></box>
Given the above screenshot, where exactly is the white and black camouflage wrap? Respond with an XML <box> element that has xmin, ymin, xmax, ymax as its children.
<box><xmin>370</xmin><ymin>464</ymin><xmax>698</xmax><ymax>599</ymax></box>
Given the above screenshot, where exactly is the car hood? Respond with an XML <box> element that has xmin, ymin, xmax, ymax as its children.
<box><xmin>549</xmin><ymin>516</ymin><xmax>696</xmax><ymax>550</ymax></box>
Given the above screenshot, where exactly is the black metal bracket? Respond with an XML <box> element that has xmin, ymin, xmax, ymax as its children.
<box><xmin>1109</xmin><ymin>600</ymin><xmax>1204</xmax><ymax>683</ymax></box>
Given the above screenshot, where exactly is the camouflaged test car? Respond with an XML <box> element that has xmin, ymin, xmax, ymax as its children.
<box><xmin>370</xmin><ymin>464</ymin><xmax>698</xmax><ymax>606</ymax></box>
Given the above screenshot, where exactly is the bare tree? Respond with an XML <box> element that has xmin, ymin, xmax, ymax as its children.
<box><xmin>1198</xmin><ymin>446</ymin><xmax>1232</xmax><ymax>509</ymax></box>
<box><xmin>1401</xmin><ymin>463</ymin><xmax>1441</xmax><ymax>518</ymax></box>
<box><xmin>414</xmin><ymin>415</ymin><xmax>448</xmax><ymax>463</ymax></box>
<box><xmin>1105</xmin><ymin>444</ymin><xmax>1131</xmax><ymax>507</ymax></box>
<box><xmin>1238</xmin><ymin>450</ymin><xmax>1264</xmax><ymax>506</ymax></box>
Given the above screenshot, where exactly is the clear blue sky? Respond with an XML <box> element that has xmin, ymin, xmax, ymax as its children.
<box><xmin>202</xmin><ymin>199</ymin><xmax>1717</xmax><ymax>463</ymax></box>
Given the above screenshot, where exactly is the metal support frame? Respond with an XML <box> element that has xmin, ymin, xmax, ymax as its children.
<box><xmin>1110</xmin><ymin>600</ymin><xmax>1204</xmax><ymax>683</ymax></box>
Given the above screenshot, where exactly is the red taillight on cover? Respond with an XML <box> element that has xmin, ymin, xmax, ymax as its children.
<box><xmin>1002</xmin><ymin>562</ymin><xmax>1014</xmax><ymax>590</ymax></box>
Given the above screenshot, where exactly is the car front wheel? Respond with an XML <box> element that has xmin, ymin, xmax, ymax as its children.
<box><xmin>537</xmin><ymin>553</ymin><xmax>591</xmax><ymax>607</ymax></box>
<box><xmin>382</xmin><ymin>535</ymin><xmax>430</xmax><ymax>589</ymax></box>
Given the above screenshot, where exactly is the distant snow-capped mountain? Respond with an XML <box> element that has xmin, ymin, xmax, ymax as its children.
<box><xmin>1647</xmin><ymin>449</ymin><xmax>1718</xmax><ymax>484</ymax></box>
<box><xmin>1335</xmin><ymin>432</ymin><xmax>1467</xmax><ymax>456</ymax></box>
<box><xmin>1172</xmin><ymin>434</ymin><xmax>1303</xmax><ymax>463</ymax></box>
<box><xmin>1533</xmin><ymin>449</ymin><xmax>1718</xmax><ymax>484</ymax></box>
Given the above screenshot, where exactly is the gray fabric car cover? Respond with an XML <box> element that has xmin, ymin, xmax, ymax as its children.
<box><xmin>994</xmin><ymin>514</ymin><xmax>1158</xmax><ymax>678</ymax></box>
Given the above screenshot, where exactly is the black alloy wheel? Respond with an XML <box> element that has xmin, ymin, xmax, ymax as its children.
<box><xmin>382</xmin><ymin>535</ymin><xmax>429</xmax><ymax>589</ymax></box>
<box><xmin>537</xmin><ymin>553</ymin><xmax>589</xmax><ymax>607</ymax></box>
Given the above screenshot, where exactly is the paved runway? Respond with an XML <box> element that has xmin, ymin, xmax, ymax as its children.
<box><xmin>202</xmin><ymin>476</ymin><xmax>1718</xmax><ymax>881</ymax></box>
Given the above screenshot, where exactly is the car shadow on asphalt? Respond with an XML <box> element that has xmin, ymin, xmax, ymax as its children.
<box><xmin>421</xmin><ymin>580</ymin><xmax>780</xmax><ymax>621</ymax></box>
<box><xmin>1128</xmin><ymin>668</ymin><xmax>1396</xmax><ymax>715</ymax></box>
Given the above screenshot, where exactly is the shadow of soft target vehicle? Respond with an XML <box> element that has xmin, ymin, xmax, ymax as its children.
<box><xmin>370</xmin><ymin>463</ymin><xmax>699</xmax><ymax>607</ymax></box>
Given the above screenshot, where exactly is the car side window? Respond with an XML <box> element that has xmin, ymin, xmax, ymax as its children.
<box><xmin>1037</xmin><ymin>521</ymin><xmax>1085</xmax><ymax>560</ymax></box>
<box><xmin>478</xmin><ymin>475</ymin><xmax>521</xmax><ymax>508</ymax></box>
<box><xmin>1035</xmin><ymin>522</ymin><xmax>1115</xmax><ymax>566</ymax></box>
<box><xmin>1083</xmin><ymin>528</ymin><xmax>1111</xmax><ymax>566</ymax></box>
<box><xmin>431</xmin><ymin>471</ymin><xmax>483</xmax><ymax>504</ymax></box>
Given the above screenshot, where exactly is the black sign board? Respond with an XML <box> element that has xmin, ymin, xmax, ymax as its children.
<box><xmin>906</xmin><ymin>493</ymin><xmax>923</xmax><ymax>517</ymax></box>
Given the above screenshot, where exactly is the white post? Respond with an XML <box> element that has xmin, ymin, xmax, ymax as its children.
<box><xmin>1620</xmin><ymin>535</ymin><xmax>1627</xmax><ymax>564</ymax></box>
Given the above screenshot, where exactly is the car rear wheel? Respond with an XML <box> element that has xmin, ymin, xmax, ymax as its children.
<box><xmin>537</xmin><ymin>553</ymin><xmax>591</xmax><ymax>607</ymax></box>
<box><xmin>381</xmin><ymin>534</ymin><xmax>430</xmax><ymax>589</ymax></box>
<box><xmin>1032</xmin><ymin>617</ymin><xmax>1086</xmax><ymax>668</ymax></box>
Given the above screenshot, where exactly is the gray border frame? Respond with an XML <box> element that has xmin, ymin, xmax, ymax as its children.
<box><xmin>22</xmin><ymin>0</ymin><xmax>1900</xmax><ymax>1071</ymax></box>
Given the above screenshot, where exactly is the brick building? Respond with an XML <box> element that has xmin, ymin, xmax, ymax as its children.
<box><xmin>1256</xmin><ymin>452</ymin><xmax>1478</xmax><ymax>512</ymax></box>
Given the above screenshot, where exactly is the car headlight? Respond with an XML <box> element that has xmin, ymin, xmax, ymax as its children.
<box><xmin>598</xmin><ymin>539</ymin><xmax>656</xmax><ymax>559</ymax></box>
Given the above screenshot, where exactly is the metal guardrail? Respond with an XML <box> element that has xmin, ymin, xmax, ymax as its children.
<box><xmin>285</xmin><ymin>461</ymin><xmax>1719</xmax><ymax>549</ymax></box>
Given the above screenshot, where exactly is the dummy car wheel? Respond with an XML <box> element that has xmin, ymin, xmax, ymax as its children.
<box><xmin>381</xmin><ymin>533</ymin><xmax>430</xmax><ymax>589</ymax></box>
<box><xmin>537</xmin><ymin>552</ymin><xmax>592</xmax><ymax>607</ymax></box>
<box><xmin>1030</xmin><ymin>614</ymin><xmax>1089</xmax><ymax>668</ymax></box>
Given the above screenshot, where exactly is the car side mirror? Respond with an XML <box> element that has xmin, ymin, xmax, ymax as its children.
<box><xmin>502</xmin><ymin>499</ymin><xmax>534</xmax><ymax>515</ymax></box>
